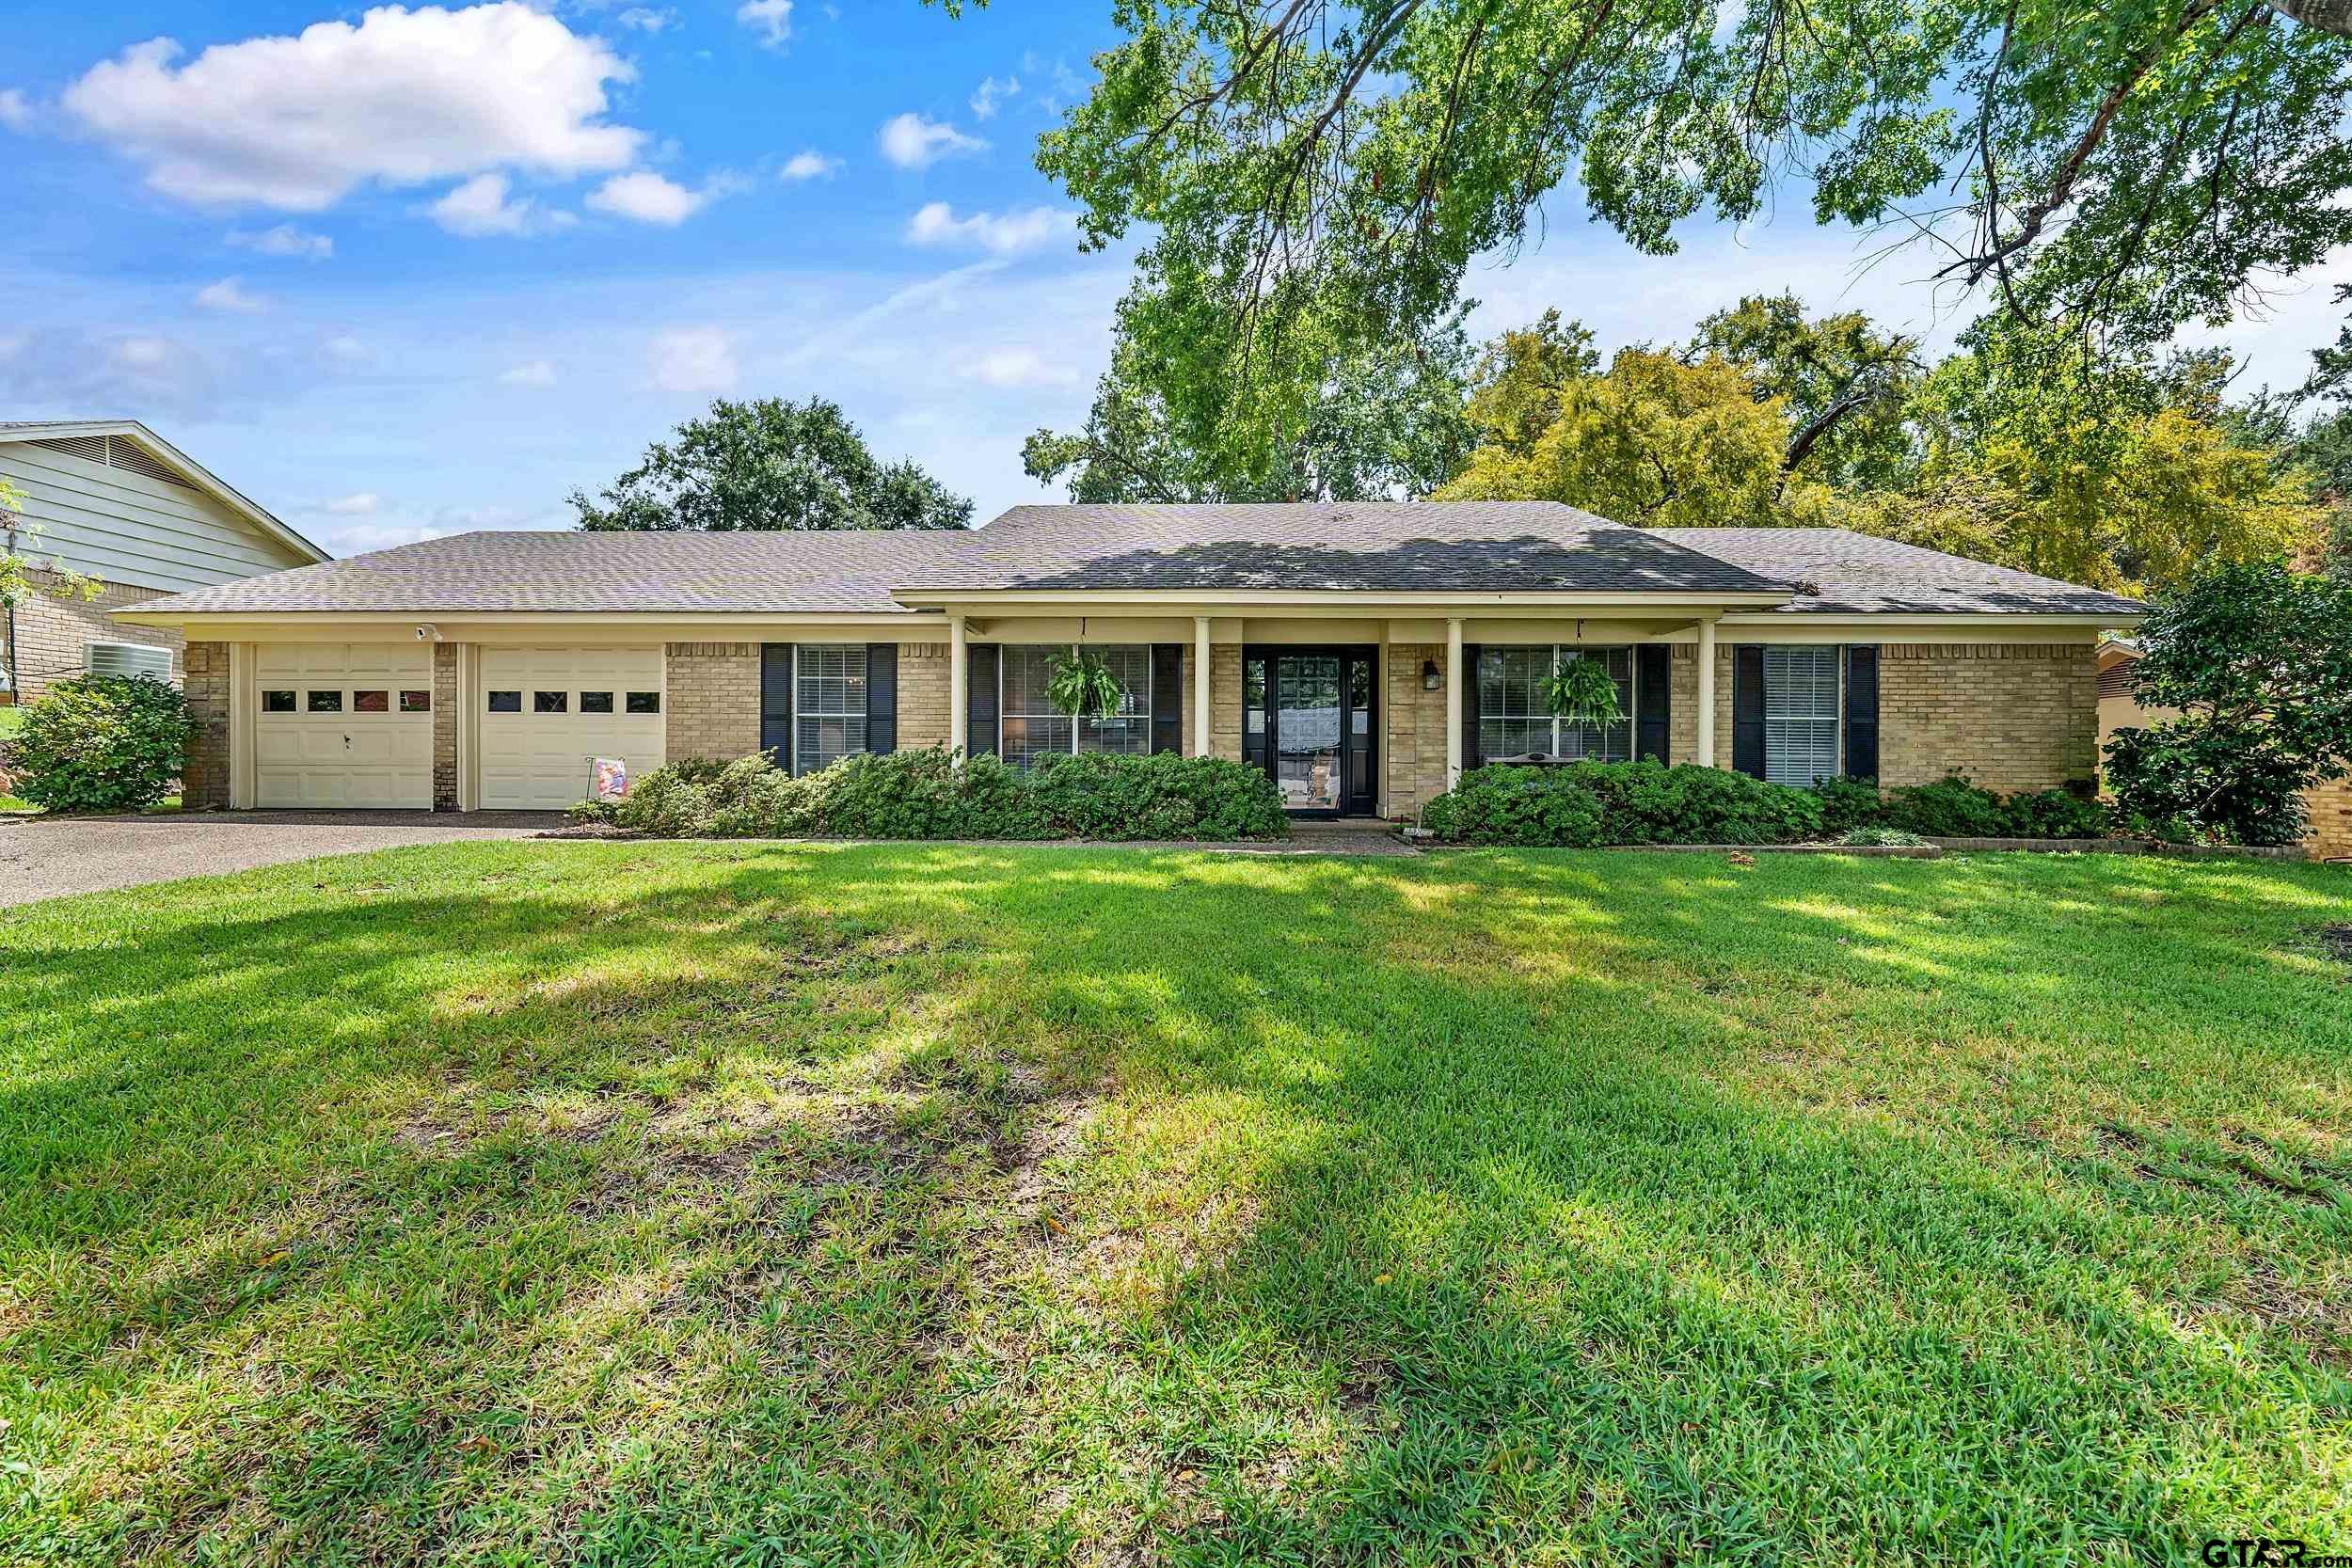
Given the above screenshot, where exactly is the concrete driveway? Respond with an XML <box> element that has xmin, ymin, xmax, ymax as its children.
<box><xmin>0</xmin><ymin>810</ymin><xmax>564</xmax><ymax>909</ymax></box>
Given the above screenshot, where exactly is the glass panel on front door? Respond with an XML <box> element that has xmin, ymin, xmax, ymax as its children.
<box><xmin>1250</xmin><ymin>648</ymin><xmax>1375</xmax><ymax>816</ymax></box>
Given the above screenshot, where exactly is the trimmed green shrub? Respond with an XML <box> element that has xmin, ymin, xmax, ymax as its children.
<box><xmin>4</xmin><ymin>673</ymin><xmax>195</xmax><ymax>813</ymax></box>
<box><xmin>1876</xmin><ymin>772</ymin><xmax>2112</xmax><ymax>839</ymax></box>
<box><xmin>1420</xmin><ymin>761</ymin><xmax>1825</xmax><ymax>847</ymax></box>
<box><xmin>1996</xmin><ymin>787</ymin><xmax>2110</xmax><ymax>840</ymax></box>
<box><xmin>1811</xmin><ymin>775</ymin><xmax>1886</xmax><ymax>836</ymax></box>
<box><xmin>574</xmin><ymin>745</ymin><xmax>1287</xmax><ymax>841</ymax></box>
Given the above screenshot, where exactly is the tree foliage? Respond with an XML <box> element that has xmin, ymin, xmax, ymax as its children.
<box><xmin>2104</xmin><ymin>559</ymin><xmax>2352</xmax><ymax>842</ymax></box>
<box><xmin>1030</xmin><ymin>0</ymin><xmax>2352</xmax><ymax>451</ymax></box>
<box><xmin>571</xmin><ymin>397</ymin><xmax>972</xmax><ymax>532</ymax></box>
<box><xmin>1688</xmin><ymin>293</ymin><xmax>1922</xmax><ymax>488</ymax></box>
<box><xmin>1436</xmin><ymin>313</ymin><xmax>1803</xmax><ymax>527</ymax></box>
<box><xmin>1024</xmin><ymin>284</ymin><xmax>1475</xmax><ymax>501</ymax></box>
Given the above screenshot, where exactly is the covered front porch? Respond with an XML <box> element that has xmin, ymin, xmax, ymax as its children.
<box><xmin>927</xmin><ymin>600</ymin><xmax>1733</xmax><ymax>820</ymax></box>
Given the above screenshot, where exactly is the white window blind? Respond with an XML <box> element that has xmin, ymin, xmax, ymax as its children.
<box><xmin>794</xmin><ymin>645</ymin><xmax>867</xmax><ymax>776</ymax></box>
<box><xmin>1476</xmin><ymin>646</ymin><xmax>1634</xmax><ymax>762</ymax></box>
<box><xmin>1763</xmin><ymin>646</ymin><xmax>1840</xmax><ymax>786</ymax></box>
<box><xmin>1000</xmin><ymin>646</ymin><xmax>1150</xmax><ymax>768</ymax></box>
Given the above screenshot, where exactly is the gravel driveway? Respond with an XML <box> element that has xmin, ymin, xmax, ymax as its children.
<box><xmin>0</xmin><ymin>811</ymin><xmax>563</xmax><ymax>909</ymax></box>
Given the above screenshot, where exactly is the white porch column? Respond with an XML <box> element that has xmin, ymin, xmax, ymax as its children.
<box><xmin>1445</xmin><ymin>616</ymin><xmax>1465</xmax><ymax>788</ymax></box>
<box><xmin>948</xmin><ymin>613</ymin><xmax>969</xmax><ymax>761</ymax></box>
<box><xmin>1192</xmin><ymin>614</ymin><xmax>1212</xmax><ymax>756</ymax></box>
<box><xmin>1696</xmin><ymin>617</ymin><xmax>1718</xmax><ymax>768</ymax></box>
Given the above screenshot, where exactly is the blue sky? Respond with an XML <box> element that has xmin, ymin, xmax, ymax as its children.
<box><xmin>3</xmin><ymin>0</ymin><xmax>2345</xmax><ymax>560</ymax></box>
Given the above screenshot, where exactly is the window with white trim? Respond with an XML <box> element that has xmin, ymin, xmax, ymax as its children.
<box><xmin>1763</xmin><ymin>646</ymin><xmax>1841</xmax><ymax>786</ymax></box>
<box><xmin>794</xmin><ymin>645</ymin><xmax>867</xmax><ymax>776</ymax></box>
<box><xmin>1476</xmin><ymin>646</ymin><xmax>1634</xmax><ymax>762</ymax></box>
<box><xmin>1000</xmin><ymin>645</ymin><xmax>1152</xmax><ymax>768</ymax></box>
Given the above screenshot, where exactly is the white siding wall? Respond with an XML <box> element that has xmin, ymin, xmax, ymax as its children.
<box><xmin>0</xmin><ymin>438</ymin><xmax>311</xmax><ymax>594</ymax></box>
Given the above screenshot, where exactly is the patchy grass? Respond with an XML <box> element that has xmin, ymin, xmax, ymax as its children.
<box><xmin>3</xmin><ymin>843</ymin><xmax>2351</xmax><ymax>1564</ymax></box>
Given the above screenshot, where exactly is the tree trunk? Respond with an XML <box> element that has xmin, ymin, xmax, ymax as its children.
<box><xmin>2265</xmin><ymin>0</ymin><xmax>2352</xmax><ymax>34</ymax></box>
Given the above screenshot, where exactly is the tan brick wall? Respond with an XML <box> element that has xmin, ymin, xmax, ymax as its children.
<box><xmin>182</xmin><ymin>640</ymin><xmax>230</xmax><ymax>810</ymax></box>
<box><xmin>4</xmin><ymin>569</ymin><xmax>183</xmax><ymax>705</ymax></box>
<box><xmin>664</xmin><ymin>642</ymin><xmax>762</xmax><ymax>763</ymax></box>
<box><xmin>1879</xmin><ymin>642</ymin><xmax>2097</xmax><ymax>793</ymax></box>
<box><xmin>432</xmin><ymin>642</ymin><xmax>459</xmax><ymax>811</ymax></box>
<box><xmin>1383</xmin><ymin>643</ymin><xmax>1450</xmax><ymax>818</ymax></box>
<box><xmin>898</xmin><ymin>641</ymin><xmax>950</xmax><ymax>752</ymax></box>
<box><xmin>1210</xmin><ymin>643</ymin><xmax>1243</xmax><ymax>762</ymax></box>
<box><xmin>2302</xmin><ymin>778</ymin><xmax>2352</xmax><ymax>862</ymax></box>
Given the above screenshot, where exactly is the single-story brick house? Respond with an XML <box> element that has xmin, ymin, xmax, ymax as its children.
<box><xmin>114</xmin><ymin>502</ymin><xmax>2141</xmax><ymax>818</ymax></box>
<box><xmin>2</xmin><ymin>420</ymin><xmax>328</xmax><ymax>705</ymax></box>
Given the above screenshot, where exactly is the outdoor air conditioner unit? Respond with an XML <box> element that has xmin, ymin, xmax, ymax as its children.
<box><xmin>84</xmin><ymin>641</ymin><xmax>176</xmax><ymax>682</ymax></box>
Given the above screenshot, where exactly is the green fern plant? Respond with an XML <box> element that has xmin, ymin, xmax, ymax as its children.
<box><xmin>1046</xmin><ymin>646</ymin><xmax>1126</xmax><ymax>720</ymax></box>
<box><xmin>1542</xmin><ymin>655</ymin><xmax>1622</xmax><ymax>726</ymax></box>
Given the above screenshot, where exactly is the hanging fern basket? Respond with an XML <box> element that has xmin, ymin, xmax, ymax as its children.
<box><xmin>1045</xmin><ymin>646</ymin><xmax>1125</xmax><ymax>721</ymax></box>
<box><xmin>1542</xmin><ymin>656</ymin><xmax>1622</xmax><ymax>727</ymax></box>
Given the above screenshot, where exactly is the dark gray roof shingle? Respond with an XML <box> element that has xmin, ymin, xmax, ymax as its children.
<box><xmin>124</xmin><ymin>529</ymin><xmax>969</xmax><ymax>614</ymax></box>
<box><xmin>1651</xmin><ymin>528</ymin><xmax>2144</xmax><ymax>616</ymax></box>
<box><xmin>899</xmin><ymin>502</ymin><xmax>1792</xmax><ymax>595</ymax></box>
<box><xmin>122</xmin><ymin>507</ymin><xmax>2141</xmax><ymax>619</ymax></box>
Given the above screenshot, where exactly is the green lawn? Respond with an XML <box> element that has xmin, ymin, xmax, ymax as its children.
<box><xmin>4</xmin><ymin>844</ymin><xmax>2350</xmax><ymax>1564</ymax></box>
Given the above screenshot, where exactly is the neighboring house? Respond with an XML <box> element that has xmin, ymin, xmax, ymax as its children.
<box><xmin>114</xmin><ymin>501</ymin><xmax>2138</xmax><ymax>818</ymax></box>
<box><xmin>2096</xmin><ymin>636</ymin><xmax>2351</xmax><ymax>862</ymax></box>
<box><xmin>1</xmin><ymin>420</ymin><xmax>327</xmax><ymax>705</ymax></box>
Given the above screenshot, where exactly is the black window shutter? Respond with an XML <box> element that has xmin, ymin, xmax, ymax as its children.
<box><xmin>865</xmin><ymin>642</ymin><xmax>898</xmax><ymax>753</ymax></box>
<box><xmin>1459</xmin><ymin>644</ymin><xmax>1483</xmax><ymax>771</ymax></box>
<box><xmin>1844</xmin><ymin>645</ymin><xmax>1880</xmax><ymax>781</ymax></box>
<box><xmin>1635</xmin><ymin>644</ymin><xmax>1671</xmax><ymax>764</ymax></box>
<box><xmin>760</xmin><ymin>643</ymin><xmax>795</xmax><ymax>769</ymax></box>
<box><xmin>1732</xmin><ymin>645</ymin><xmax>1767</xmax><ymax>779</ymax></box>
<box><xmin>1150</xmin><ymin>644</ymin><xmax>1183</xmax><ymax>754</ymax></box>
<box><xmin>966</xmin><ymin>644</ymin><xmax>999</xmax><ymax>758</ymax></box>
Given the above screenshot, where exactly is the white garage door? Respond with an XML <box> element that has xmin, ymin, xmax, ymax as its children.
<box><xmin>479</xmin><ymin>647</ymin><xmax>666</xmax><ymax>810</ymax></box>
<box><xmin>254</xmin><ymin>643</ymin><xmax>435</xmax><ymax>809</ymax></box>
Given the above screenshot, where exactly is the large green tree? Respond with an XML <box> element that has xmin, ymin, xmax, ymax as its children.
<box><xmin>1027</xmin><ymin>0</ymin><xmax>2352</xmax><ymax>460</ymax></box>
<box><xmin>571</xmin><ymin>398</ymin><xmax>972</xmax><ymax>532</ymax></box>
<box><xmin>1688</xmin><ymin>293</ymin><xmax>1923</xmax><ymax>489</ymax></box>
<box><xmin>1024</xmin><ymin>282</ymin><xmax>1476</xmax><ymax>502</ymax></box>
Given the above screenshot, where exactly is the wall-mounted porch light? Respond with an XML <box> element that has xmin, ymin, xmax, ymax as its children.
<box><xmin>1422</xmin><ymin>657</ymin><xmax>1441</xmax><ymax>691</ymax></box>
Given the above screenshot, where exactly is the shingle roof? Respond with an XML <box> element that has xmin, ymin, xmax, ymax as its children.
<box><xmin>121</xmin><ymin>507</ymin><xmax>2143</xmax><ymax>619</ymax></box>
<box><xmin>123</xmin><ymin>529</ymin><xmax>968</xmax><ymax>614</ymax></box>
<box><xmin>898</xmin><ymin>502</ymin><xmax>1792</xmax><ymax>595</ymax></box>
<box><xmin>1652</xmin><ymin>528</ymin><xmax>2144</xmax><ymax>616</ymax></box>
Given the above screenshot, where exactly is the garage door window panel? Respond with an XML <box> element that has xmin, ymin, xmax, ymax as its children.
<box><xmin>400</xmin><ymin>690</ymin><xmax>431</xmax><ymax>713</ymax></box>
<box><xmin>627</xmin><ymin>691</ymin><xmax>660</xmax><ymax>714</ymax></box>
<box><xmin>262</xmin><ymin>689</ymin><xmax>296</xmax><ymax>712</ymax></box>
<box><xmin>354</xmin><ymin>690</ymin><xmax>389</xmax><ymax>713</ymax></box>
<box><xmin>534</xmin><ymin>690</ymin><xmax>568</xmax><ymax>714</ymax></box>
<box><xmin>580</xmin><ymin>691</ymin><xmax>614</xmax><ymax>714</ymax></box>
<box><xmin>488</xmin><ymin>690</ymin><xmax>521</xmax><ymax>713</ymax></box>
<box><xmin>308</xmin><ymin>690</ymin><xmax>342</xmax><ymax>713</ymax></box>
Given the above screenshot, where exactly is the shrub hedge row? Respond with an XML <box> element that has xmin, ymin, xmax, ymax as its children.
<box><xmin>1418</xmin><ymin>761</ymin><xmax>2110</xmax><ymax>847</ymax></box>
<box><xmin>574</xmin><ymin>746</ymin><xmax>1290</xmax><ymax>841</ymax></box>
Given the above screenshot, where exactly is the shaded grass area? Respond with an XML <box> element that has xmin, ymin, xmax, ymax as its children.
<box><xmin>3</xmin><ymin>843</ymin><xmax>2351</xmax><ymax>1564</ymax></box>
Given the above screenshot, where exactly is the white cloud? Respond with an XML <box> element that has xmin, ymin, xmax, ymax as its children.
<box><xmin>499</xmin><ymin>358</ymin><xmax>558</xmax><ymax>386</ymax></box>
<box><xmin>322</xmin><ymin>334</ymin><xmax>370</xmax><ymax>363</ymax></box>
<box><xmin>961</xmin><ymin>347</ymin><xmax>1075</xmax><ymax>388</ymax></box>
<box><xmin>0</xmin><ymin>89</ymin><xmax>31</xmax><ymax>132</ymax></box>
<box><xmin>585</xmin><ymin>170</ymin><xmax>711</xmax><ymax>225</ymax></box>
<box><xmin>648</xmin><ymin>326</ymin><xmax>735</xmax><ymax>391</ymax></box>
<box><xmin>906</xmin><ymin>201</ymin><xmax>1073</xmax><ymax>257</ymax></box>
<box><xmin>194</xmin><ymin>276</ymin><xmax>266</xmax><ymax>312</ymax></box>
<box><xmin>428</xmin><ymin>172</ymin><xmax>572</xmax><ymax>236</ymax></box>
<box><xmin>877</xmin><ymin>112</ymin><xmax>984</xmax><ymax>170</ymax></box>
<box><xmin>779</xmin><ymin>150</ymin><xmax>838</xmax><ymax>182</ymax></box>
<box><xmin>61</xmin><ymin>5</ymin><xmax>644</xmax><ymax>211</ymax></box>
<box><xmin>326</xmin><ymin>491</ymin><xmax>381</xmax><ymax>514</ymax></box>
<box><xmin>735</xmin><ymin>0</ymin><xmax>792</xmax><ymax>48</ymax></box>
<box><xmin>615</xmin><ymin>7</ymin><xmax>674</xmax><ymax>31</ymax></box>
<box><xmin>228</xmin><ymin>223</ymin><xmax>333</xmax><ymax>261</ymax></box>
<box><xmin>969</xmin><ymin>74</ymin><xmax>1018</xmax><ymax>120</ymax></box>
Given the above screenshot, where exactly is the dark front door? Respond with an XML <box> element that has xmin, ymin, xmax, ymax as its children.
<box><xmin>1243</xmin><ymin>647</ymin><xmax>1377</xmax><ymax>816</ymax></box>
